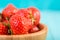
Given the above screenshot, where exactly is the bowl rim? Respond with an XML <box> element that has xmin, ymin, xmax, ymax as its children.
<box><xmin>0</xmin><ymin>23</ymin><xmax>48</xmax><ymax>37</ymax></box>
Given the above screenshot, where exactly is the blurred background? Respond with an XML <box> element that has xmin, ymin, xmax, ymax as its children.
<box><xmin>0</xmin><ymin>0</ymin><xmax>60</xmax><ymax>40</ymax></box>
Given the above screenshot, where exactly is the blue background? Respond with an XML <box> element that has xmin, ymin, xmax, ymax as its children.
<box><xmin>0</xmin><ymin>0</ymin><xmax>60</xmax><ymax>10</ymax></box>
<box><xmin>0</xmin><ymin>0</ymin><xmax>60</xmax><ymax>40</ymax></box>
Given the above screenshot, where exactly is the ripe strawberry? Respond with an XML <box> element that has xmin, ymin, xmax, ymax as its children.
<box><xmin>16</xmin><ymin>9</ymin><xmax>30</xmax><ymax>18</ymax></box>
<box><xmin>9</xmin><ymin>14</ymin><xmax>33</xmax><ymax>35</ymax></box>
<box><xmin>17</xmin><ymin>7</ymin><xmax>40</xmax><ymax>26</ymax></box>
<box><xmin>2</xmin><ymin>4</ymin><xmax>18</xmax><ymax>19</ymax></box>
<box><xmin>16</xmin><ymin>9</ymin><xmax>33</xmax><ymax>29</ymax></box>
<box><xmin>0</xmin><ymin>22</ymin><xmax>8</xmax><ymax>35</ymax></box>
<box><xmin>29</xmin><ymin>25</ymin><xmax>39</xmax><ymax>33</ymax></box>
<box><xmin>27</xmin><ymin>7</ymin><xmax>40</xmax><ymax>25</ymax></box>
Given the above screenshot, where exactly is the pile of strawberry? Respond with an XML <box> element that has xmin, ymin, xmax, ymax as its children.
<box><xmin>0</xmin><ymin>4</ymin><xmax>40</xmax><ymax>35</ymax></box>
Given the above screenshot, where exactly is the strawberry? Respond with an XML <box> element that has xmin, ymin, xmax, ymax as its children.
<box><xmin>27</xmin><ymin>7</ymin><xmax>40</xmax><ymax>25</ymax></box>
<box><xmin>29</xmin><ymin>25</ymin><xmax>39</xmax><ymax>33</ymax></box>
<box><xmin>16</xmin><ymin>9</ymin><xmax>33</xmax><ymax>29</ymax></box>
<box><xmin>0</xmin><ymin>22</ymin><xmax>8</xmax><ymax>35</ymax></box>
<box><xmin>17</xmin><ymin>7</ymin><xmax>40</xmax><ymax>25</ymax></box>
<box><xmin>2</xmin><ymin>4</ymin><xmax>18</xmax><ymax>19</ymax></box>
<box><xmin>9</xmin><ymin>14</ymin><xmax>33</xmax><ymax>35</ymax></box>
<box><xmin>16</xmin><ymin>9</ymin><xmax>30</xmax><ymax>18</ymax></box>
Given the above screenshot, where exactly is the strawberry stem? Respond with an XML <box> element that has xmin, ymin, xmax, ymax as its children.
<box><xmin>7</xmin><ymin>23</ymin><xmax>13</xmax><ymax>35</ymax></box>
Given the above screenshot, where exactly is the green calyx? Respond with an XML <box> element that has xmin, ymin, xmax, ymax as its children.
<box><xmin>29</xmin><ymin>11</ymin><xmax>35</xmax><ymax>25</ymax></box>
<box><xmin>3</xmin><ymin>21</ymin><xmax>13</xmax><ymax>35</ymax></box>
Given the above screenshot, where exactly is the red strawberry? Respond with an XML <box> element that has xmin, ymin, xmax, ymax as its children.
<box><xmin>16</xmin><ymin>9</ymin><xmax>33</xmax><ymax>29</ymax></box>
<box><xmin>29</xmin><ymin>25</ymin><xmax>39</xmax><ymax>33</ymax></box>
<box><xmin>10</xmin><ymin>14</ymin><xmax>33</xmax><ymax>35</ymax></box>
<box><xmin>16</xmin><ymin>9</ymin><xmax>30</xmax><ymax>18</ymax></box>
<box><xmin>27</xmin><ymin>7</ymin><xmax>40</xmax><ymax>25</ymax></box>
<box><xmin>2</xmin><ymin>4</ymin><xmax>18</xmax><ymax>19</ymax></box>
<box><xmin>17</xmin><ymin>7</ymin><xmax>40</xmax><ymax>25</ymax></box>
<box><xmin>0</xmin><ymin>22</ymin><xmax>8</xmax><ymax>35</ymax></box>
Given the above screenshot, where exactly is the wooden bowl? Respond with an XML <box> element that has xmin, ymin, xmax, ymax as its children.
<box><xmin>0</xmin><ymin>23</ymin><xmax>48</xmax><ymax>40</ymax></box>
